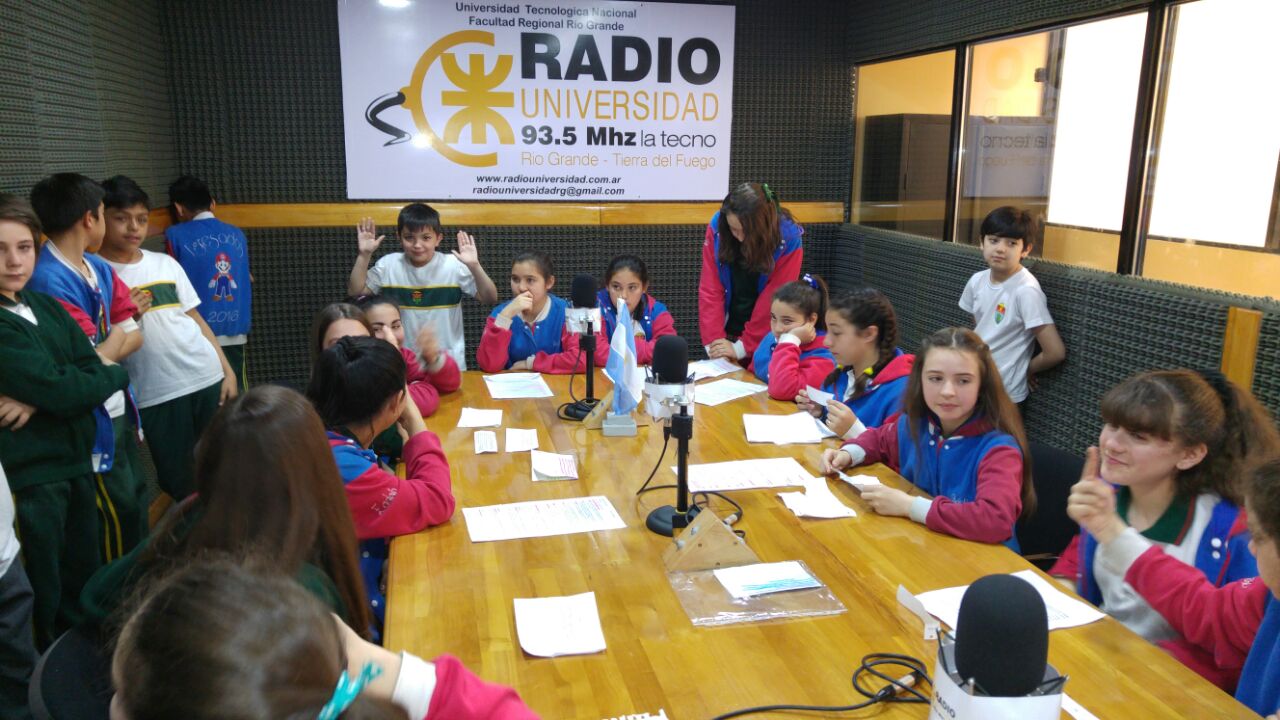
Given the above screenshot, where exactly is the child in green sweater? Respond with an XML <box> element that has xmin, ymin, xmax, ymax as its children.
<box><xmin>0</xmin><ymin>194</ymin><xmax>130</xmax><ymax>649</ymax></box>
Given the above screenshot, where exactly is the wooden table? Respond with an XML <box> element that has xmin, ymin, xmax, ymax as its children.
<box><xmin>386</xmin><ymin>371</ymin><xmax>1255</xmax><ymax>719</ymax></box>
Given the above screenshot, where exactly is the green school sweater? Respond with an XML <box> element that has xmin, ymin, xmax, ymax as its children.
<box><xmin>0</xmin><ymin>290</ymin><xmax>130</xmax><ymax>489</ymax></box>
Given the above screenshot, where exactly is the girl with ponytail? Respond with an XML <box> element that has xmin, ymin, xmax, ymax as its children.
<box><xmin>795</xmin><ymin>288</ymin><xmax>914</xmax><ymax>439</ymax></box>
<box><xmin>1052</xmin><ymin>369</ymin><xmax>1280</xmax><ymax>670</ymax></box>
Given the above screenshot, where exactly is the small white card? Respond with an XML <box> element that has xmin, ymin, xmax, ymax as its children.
<box><xmin>778</xmin><ymin>477</ymin><xmax>856</xmax><ymax>519</ymax></box>
<box><xmin>805</xmin><ymin>385</ymin><xmax>835</xmax><ymax>408</ymax></box>
<box><xmin>505</xmin><ymin>427</ymin><xmax>539</xmax><ymax>452</ymax></box>
<box><xmin>531</xmin><ymin>449</ymin><xmax>578</xmax><ymax>481</ymax></box>
<box><xmin>713</xmin><ymin>561</ymin><xmax>823</xmax><ymax>600</ymax></box>
<box><xmin>837</xmin><ymin>471</ymin><xmax>882</xmax><ymax>492</ymax></box>
<box><xmin>458</xmin><ymin>407</ymin><xmax>503</xmax><ymax>428</ymax></box>
<box><xmin>473</xmin><ymin>431</ymin><xmax>498</xmax><ymax>454</ymax></box>
<box><xmin>513</xmin><ymin>591</ymin><xmax>607</xmax><ymax>657</ymax></box>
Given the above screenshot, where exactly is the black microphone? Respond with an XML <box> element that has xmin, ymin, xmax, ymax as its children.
<box><xmin>561</xmin><ymin>274</ymin><xmax>600</xmax><ymax>421</ymax></box>
<box><xmin>954</xmin><ymin>574</ymin><xmax>1049</xmax><ymax>697</ymax></box>
<box><xmin>652</xmin><ymin>335</ymin><xmax>689</xmax><ymax>384</ymax></box>
<box><xmin>570</xmin><ymin>274</ymin><xmax>597</xmax><ymax>309</ymax></box>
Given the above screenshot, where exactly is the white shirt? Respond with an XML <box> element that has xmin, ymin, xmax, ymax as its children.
<box><xmin>0</xmin><ymin>461</ymin><xmax>18</xmax><ymax>576</ymax></box>
<box><xmin>104</xmin><ymin>250</ymin><xmax>225</xmax><ymax>408</ymax></box>
<box><xmin>1</xmin><ymin>299</ymin><xmax>36</xmax><ymax>324</ymax></box>
<box><xmin>47</xmin><ymin>243</ymin><xmax>138</xmax><ymax>418</ymax></box>
<box><xmin>366</xmin><ymin>252</ymin><xmax>479</xmax><ymax>370</ymax></box>
<box><xmin>959</xmin><ymin>267</ymin><xmax>1054</xmax><ymax>403</ymax></box>
<box><xmin>1094</xmin><ymin>494</ymin><xmax>1221</xmax><ymax>643</ymax></box>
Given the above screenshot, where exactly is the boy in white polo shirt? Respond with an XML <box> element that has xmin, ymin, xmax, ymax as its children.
<box><xmin>347</xmin><ymin>203</ymin><xmax>498</xmax><ymax>370</ymax></box>
<box><xmin>959</xmin><ymin>206</ymin><xmax>1066</xmax><ymax>408</ymax></box>
<box><xmin>98</xmin><ymin>176</ymin><xmax>235</xmax><ymax>502</ymax></box>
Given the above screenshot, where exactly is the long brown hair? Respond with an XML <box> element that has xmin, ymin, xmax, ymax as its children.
<box><xmin>310</xmin><ymin>302</ymin><xmax>371</xmax><ymax>362</ymax></box>
<box><xmin>142</xmin><ymin>385</ymin><xmax>372</xmax><ymax>635</ymax></box>
<box><xmin>113</xmin><ymin>557</ymin><xmax>405</xmax><ymax>720</ymax></box>
<box><xmin>716</xmin><ymin>182</ymin><xmax>795</xmax><ymax>272</ymax></box>
<box><xmin>821</xmin><ymin>287</ymin><xmax>899</xmax><ymax>397</ymax></box>
<box><xmin>1100</xmin><ymin>369</ymin><xmax>1280</xmax><ymax>504</ymax></box>
<box><xmin>902</xmin><ymin>327</ymin><xmax>1035</xmax><ymax>517</ymax></box>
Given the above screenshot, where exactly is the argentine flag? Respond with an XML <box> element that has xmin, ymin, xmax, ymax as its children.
<box><xmin>605</xmin><ymin>297</ymin><xmax>644</xmax><ymax>414</ymax></box>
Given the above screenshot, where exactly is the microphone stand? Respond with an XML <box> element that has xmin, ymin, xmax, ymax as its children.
<box><xmin>562</xmin><ymin>323</ymin><xmax>597</xmax><ymax>421</ymax></box>
<box><xmin>646</xmin><ymin>400</ymin><xmax>699</xmax><ymax>536</ymax></box>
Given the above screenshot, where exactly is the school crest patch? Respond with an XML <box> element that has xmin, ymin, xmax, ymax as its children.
<box><xmin>995</xmin><ymin>302</ymin><xmax>1007</xmax><ymax>324</ymax></box>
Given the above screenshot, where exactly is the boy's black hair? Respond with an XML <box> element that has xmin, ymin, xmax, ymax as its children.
<box><xmin>979</xmin><ymin>206</ymin><xmax>1037</xmax><ymax>248</ymax></box>
<box><xmin>168</xmin><ymin>175</ymin><xmax>213</xmax><ymax>213</ymax></box>
<box><xmin>29</xmin><ymin>173</ymin><xmax>105</xmax><ymax>236</ymax></box>
<box><xmin>101</xmin><ymin>175</ymin><xmax>151</xmax><ymax>211</ymax></box>
<box><xmin>397</xmin><ymin>203</ymin><xmax>443</xmax><ymax>236</ymax></box>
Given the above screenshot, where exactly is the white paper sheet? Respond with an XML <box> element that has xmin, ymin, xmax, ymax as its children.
<box><xmin>473</xmin><ymin>430</ymin><xmax>497</xmax><ymax>454</ymax></box>
<box><xmin>482</xmin><ymin>372</ymin><xmax>555</xmax><ymax>399</ymax></box>
<box><xmin>530</xmin><ymin>449</ymin><xmax>578</xmax><ymax>482</ymax></box>
<box><xmin>462</xmin><ymin>496</ymin><xmax>626</xmax><ymax>543</ymax></box>
<box><xmin>693</xmin><ymin>378</ymin><xmax>768</xmax><ymax>406</ymax></box>
<box><xmin>837</xmin><ymin>471</ymin><xmax>883</xmax><ymax>491</ymax></box>
<box><xmin>513</xmin><ymin>591</ymin><xmax>607</xmax><ymax>657</ymax></box>
<box><xmin>688</xmin><ymin>357</ymin><xmax>742</xmax><ymax>381</ymax></box>
<box><xmin>896</xmin><ymin>585</ymin><xmax>940</xmax><ymax>640</ymax></box>
<box><xmin>1061</xmin><ymin>694</ymin><xmax>1101</xmax><ymax>720</ymax></box>
<box><xmin>805</xmin><ymin>385</ymin><xmax>835</xmax><ymax>408</ymax></box>
<box><xmin>676</xmin><ymin>457</ymin><xmax>812</xmax><ymax>493</ymax></box>
<box><xmin>915</xmin><ymin>569</ymin><xmax>1106</xmax><ymax>632</ymax></box>
<box><xmin>743</xmin><ymin>412</ymin><xmax>829</xmax><ymax>444</ymax></box>
<box><xmin>778</xmin><ymin>476</ymin><xmax>856</xmax><ymax>519</ymax></box>
<box><xmin>713</xmin><ymin>561</ymin><xmax>823</xmax><ymax>599</ymax></box>
<box><xmin>505</xmin><ymin>427</ymin><xmax>539</xmax><ymax>452</ymax></box>
<box><xmin>458</xmin><ymin>407</ymin><xmax>503</xmax><ymax>428</ymax></box>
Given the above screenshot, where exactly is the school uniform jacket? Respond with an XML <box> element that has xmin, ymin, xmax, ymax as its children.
<box><xmin>752</xmin><ymin>332</ymin><xmax>835</xmax><ymax>400</ymax></box>
<box><xmin>591</xmin><ymin>290</ymin><xmax>676</xmax><ymax>366</ymax></box>
<box><xmin>477</xmin><ymin>294</ymin><xmax>585</xmax><ymax>374</ymax></box>
<box><xmin>844</xmin><ymin>412</ymin><xmax>1024</xmax><ymax>548</ymax></box>
<box><xmin>1122</xmin><ymin>540</ymin><xmax>1280</xmax><ymax>715</ymax></box>
<box><xmin>396</xmin><ymin>653</ymin><xmax>538</xmax><ymax>720</ymax></box>
<box><xmin>0</xmin><ymin>291</ymin><xmax>129</xmax><ymax>489</ymax></box>
<box><xmin>821</xmin><ymin>349</ymin><xmax>914</xmax><ymax>433</ymax></box>
<box><xmin>403</xmin><ymin>346</ymin><xmax>461</xmax><ymax>418</ymax></box>
<box><xmin>697</xmin><ymin>210</ymin><xmax>803</xmax><ymax>359</ymax></box>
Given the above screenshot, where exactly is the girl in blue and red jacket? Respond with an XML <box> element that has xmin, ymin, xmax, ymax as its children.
<box><xmin>306</xmin><ymin>335</ymin><xmax>454</xmax><ymax>636</ymax></box>
<box><xmin>1051</xmin><ymin>370</ymin><xmax>1279</xmax><ymax>686</ymax></box>
<box><xmin>591</xmin><ymin>254</ymin><xmax>676</xmax><ymax>366</ymax></box>
<box><xmin>1068</xmin><ymin>454</ymin><xmax>1280</xmax><ymax>714</ymax></box>
<box><xmin>751</xmin><ymin>275</ymin><xmax>835</xmax><ymax>401</ymax></box>
<box><xmin>698</xmin><ymin>182</ymin><xmax>803</xmax><ymax>365</ymax></box>
<box><xmin>795</xmin><ymin>288</ymin><xmax>914</xmax><ymax>440</ymax></box>
<box><xmin>477</xmin><ymin>250</ymin><xmax>585</xmax><ymax>374</ymax></box>
<box><xmin>356</xmin><ymin>295</ymin><xmax>462</xmax><ymax>417</ymax></box>
<box><xmin>822</xmin><ymin>327</ymin><xmax>1033</xmax><ymax>549</ymax></box>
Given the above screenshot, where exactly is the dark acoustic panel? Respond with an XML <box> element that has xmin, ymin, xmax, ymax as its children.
<box><xmin>1256</xmin><ymin>312</ymin><xmax>1280</xmax><ymax>421</ymax></box>
<box><xmin>246</xmin><ymin>222</ymin><xmax>841</xmax><ymax>388</ymax></box>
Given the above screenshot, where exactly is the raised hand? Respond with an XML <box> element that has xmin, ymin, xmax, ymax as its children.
<box><xmin>416</xmin><ymin>325</ymin><xmax>440</xmax><ymax>366</ymax></box>
<box><xmin>356</xmin><ymin>217</ymin><xmax>385</xmax><ymax>257</ymax></box>
<box><xmin>452</xmin><ymin>231</ymin><xmax>479</xmax><ymax>265</ymax></box>
<box><xmin>1066</xmin><ymin>447</ymin><xmax>1126</xmax><ymax>543</ymax></box>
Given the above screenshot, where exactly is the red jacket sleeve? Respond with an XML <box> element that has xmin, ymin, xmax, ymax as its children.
<box><xmin>426</xmin><ymin>655</ymin><xmax>539</xmax><ymax>720</ymax></box>
<box><xmin>639</xmin><ymin>308</ymin><xmax>677</xmax><ymax>365</ymax></box>
<box><xmin>403</xmin><ymin>349</ymin><xmax>461</xmax><ymax>417</ymax></box>
<box><xmin>55</xmin><ymin>299</ymin><xmax>98</xmax><ymax>340</ymax></box>
<box><xmin>477</xmin><ymin>318</ymin><xmax>513</xmax><ymax>373</ymax></box>
<box><xmin>846</xmin><ymin>414</ymin><xmax>902</xmax><ymax>469</ymax></box>
<box><xmin>1126</xmin><ymin>546</ymin><xmax>1268</xmax><ymax>673</ymax></box>
<box><xmin>923</xmin><ymin>445</ymin><xmax>1023</xmax><ymax>544</ymax></box>
<box><xmin>530</xmin><ymin>324</ymin><xmax>586</xmax><ymax>374</ymax></box>
<box><xmin>765</xmin><ymin>341</ymin><xmax>835</xmax><ymax>400</ymax></box>
<box><xmin>698</xmin><ymin>224</ymin><xmax>726</xmax><ymax>347</ymax></box>
<box><xmin>108</xmin><ymin>270</ymin><xmax>138</xmax><ymax>324</ymax></box>
<box><xmin>1048</xmin><ymin>533</ymin><xmax>1082</xmax><ymax>579</ymax></box>
<box><xmin>739</xmin><ymin>245</ymin><xmax>803</xmax><ymax>358</ymax></box>
<box><xmin>345</xmin><ymin>431</ymin><xmax>454</xmax><ymax>539</ymax></box>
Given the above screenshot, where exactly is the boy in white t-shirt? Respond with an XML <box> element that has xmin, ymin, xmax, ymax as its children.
<box><xmin>347</xmin><ymin>203</ymin><xmax>498</xmax><ymax>370</ymax></box>
<box><xmin>959</xmin><ymin>206</ymin><xmax>1066</xmax><ymax>406</ymax></box>
<box><xmin>98</xmin><ymin>176</ymin><xmax>235</xmax><ymax>502</ymax></box>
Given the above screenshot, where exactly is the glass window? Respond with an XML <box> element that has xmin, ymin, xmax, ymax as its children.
<box><xmin>1140</xmin><ymin>0</ymin><xmax>1280</xmax><ymax>299</ymax></box>
<box><xmin>955</xmin><ymin>13</ymin><xmax>1147</xmax><ymax>272</ymax></box>
<box><xmin>852</xmin><ymin>50</ymin><xmax>956</xmax><ymax>240</ymax></box>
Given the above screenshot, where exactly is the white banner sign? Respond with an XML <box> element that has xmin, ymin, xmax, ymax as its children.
<box><xmin>337</xmin><ymin>0</ymin><xmax>735</xmax><ymax>200</ymax></box>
